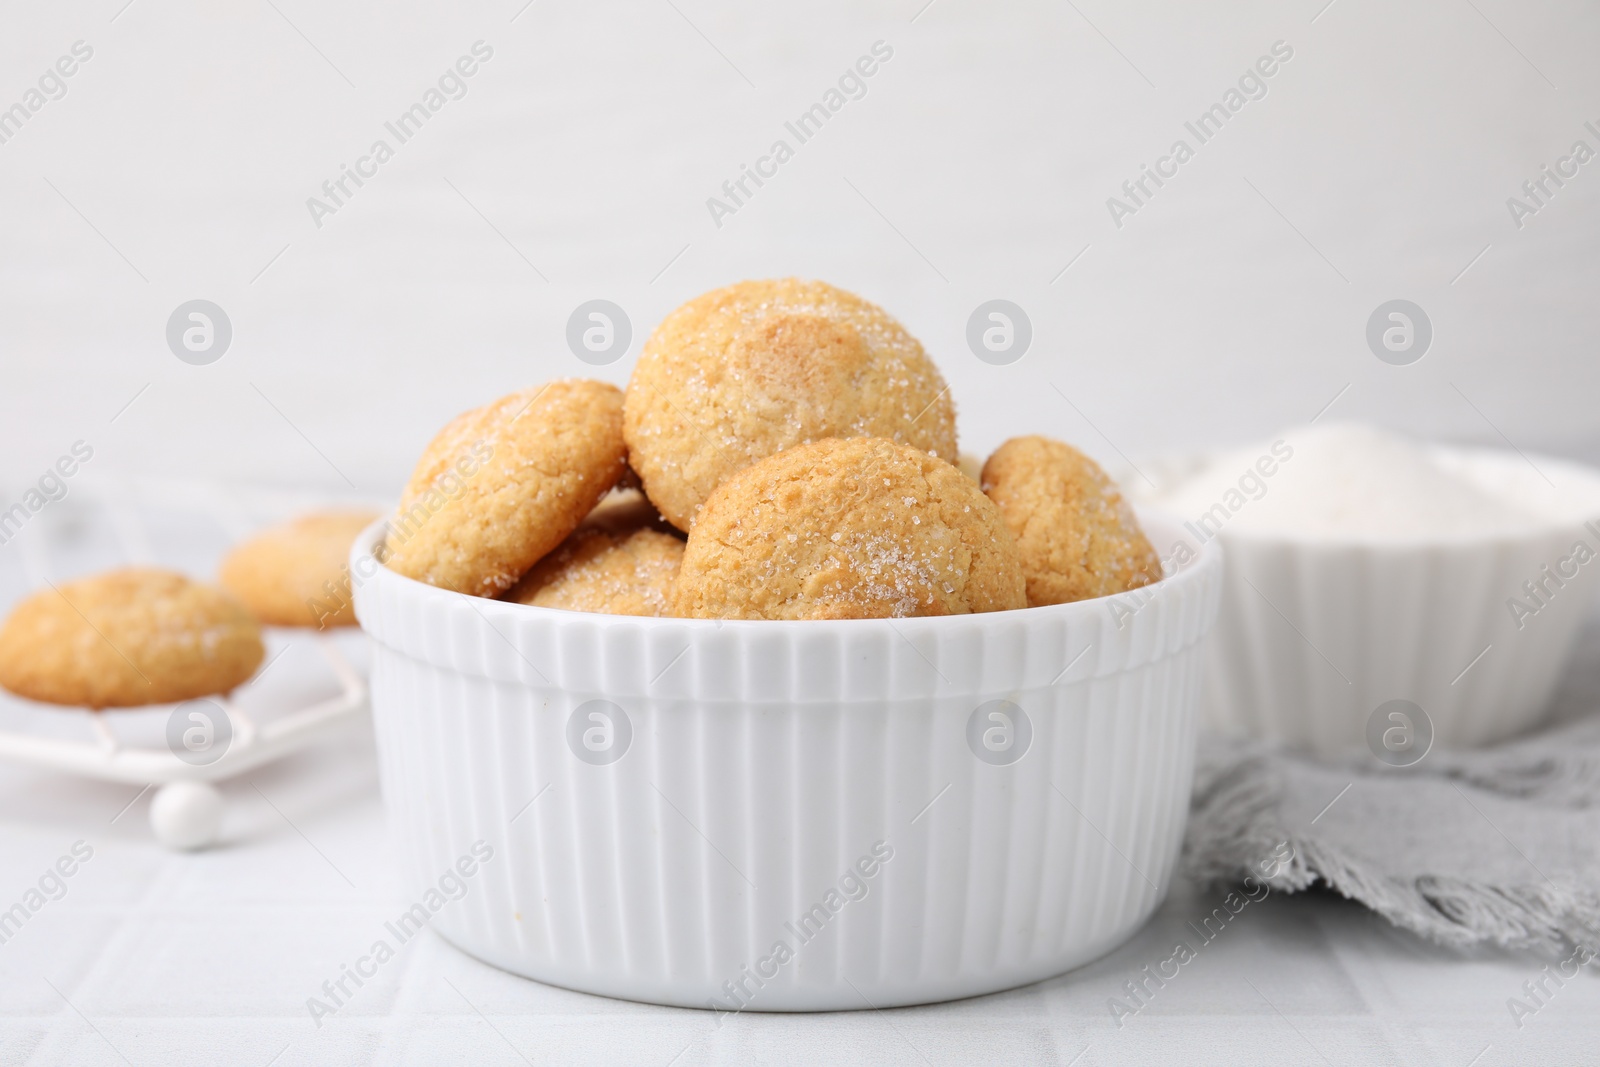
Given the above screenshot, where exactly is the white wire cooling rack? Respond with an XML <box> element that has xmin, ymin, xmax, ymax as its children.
<box><xmin>0</xmin><ymin>480</ymin><xmax>379</xmax><ymax>849</ymax></box>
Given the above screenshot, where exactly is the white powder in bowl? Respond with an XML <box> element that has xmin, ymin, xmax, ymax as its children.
<box><xmin>1152</xmin><ymin>423</ymin><xmax>1568</xmax><ymax>541</ymax></box>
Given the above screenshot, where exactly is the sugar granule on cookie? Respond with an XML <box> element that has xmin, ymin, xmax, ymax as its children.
<box><xmin>221</xmin><ymin>509</ymin><xmax>381</xmax><ymax>629</ymax></box>
<box><xmin>624</xmin><ymin>279</ymin><xmax>958</xmax><ymax>530</ymax></box>
<box><xmin>981</xmin><ymin>435</ymin><xmax>1162</xmax><ymax>606</ymax></box>
<box><xmin>502</xmin><ymin>490</ymin><xmax>684</xmax><ymax>617</ymax></box>
<box><xmin>0</xmin><ymin>568</ymin><xmax>264</xmax><ymax>709</ymax></box>
<box><xmin>384</xmin><ymin>379</ymin><xmax>628</xmax><ymax>598</ymax></box>
<box><xmin>673</xmin><ymin>437</ymin><xmax>1025</xmax><ymax>620</ymax></box>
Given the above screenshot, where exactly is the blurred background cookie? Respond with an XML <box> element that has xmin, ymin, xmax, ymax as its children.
<box><xmin>981</xmin><ymin>435</ymin><xmax>1161</xmax><ymax>606</ymax></box>
<box><xmin>502</xmin><ymin>491</ymin><xmax>684</xmax><ymax>617</ymax></box>
<box><xmin>624</xmin><ymin>279</ymin><xmax>958</xmax><ymax>530</ymax></box>
<box><xmin>220</xmin><ymin>510</ymin><xmax>381</xmax><ymax>628</ymax></box>
<box><xmin>0</xmin><ymin>568</ymin><xmax>264</xmax><ymax>708</ymax></box>
<box><xmin>383</xmin><ymin>379</ymin><xmax>627</xmax><ymax>597</ymax></box>
<box><xmin>673</xmin><ymin>437</ymin><xmax>1024</xmax><ymax>620</ymax></box>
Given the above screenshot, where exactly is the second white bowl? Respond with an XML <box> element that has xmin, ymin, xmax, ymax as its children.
<box><xmin>1141</xmin><ymin>446</ymin><xmax>1600</xmax><ymax>757</ymax></box>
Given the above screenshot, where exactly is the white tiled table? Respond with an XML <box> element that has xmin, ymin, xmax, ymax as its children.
<box><xmin>4</xmin><ymin>730</ymin><xmax>1598</xmax><ymax>1067</ymax></box>
<box><xmin>1</xmin><ymin>494</ymin><xmax>1597</xmax><ymax>1067</ymax></box>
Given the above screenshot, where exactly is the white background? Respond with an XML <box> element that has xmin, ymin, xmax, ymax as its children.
<box><xmin>2</xmin><ymin>0</ymin><xmax>1598</xmax><ymax>502</ymax></box>
<box><xmin>3</xmin><ymin>2</ymin><xmax>1600</xmax><ymax>1065</ymax></box>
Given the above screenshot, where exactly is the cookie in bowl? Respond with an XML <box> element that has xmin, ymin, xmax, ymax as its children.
<box><xmin>981</xmin><ymin>435</ymin><xmax>1161</xmax><ymax>606</ymax></box>
<box><xmin>673</xmin><ymin>436</ymin><xmax>1025</xmax><ymax>620</ymax></box>
<box><xmin>502</xmin><ymin>490</ymin><xmax>684</xmax><ymax>617</ymax></box>
<box><xmin>0</xmin><ymin>568</ymin><xmax>264</xmax><ymax>709</ymax></box>
<box><xmin>383</xmin><ymin>379</ymin><xmax>628</xmax><ymax>597</ymax></box>
<box><xmin>623</xmin><ymin>279</ymin><xmax>958</xmax><ymax>530</ymax></box>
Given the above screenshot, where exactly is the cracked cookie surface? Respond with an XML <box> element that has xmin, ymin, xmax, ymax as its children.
<box><xmin>502</xmin><ymin>491</ymin><xmax>684</xmax><ymax>617</ymax></box>
<box><xmin>673</xmin><ymin>437</ymin><xmax>1024</xmax><ymax>620</ymax></box>
<box><xmin>221</xmin><ymin>510</ymin><xmax>381</xmax><ymax>627</ymax></box>
<box><xmin>384</xmin><ymin>379</ymin><xmax>627</xmax><ymax>597</ymax></box>
<box><xmin>981</xmin><ymin>435</ymin><xmax>1161</xmax><ymax>606</ymax></box>
<box><xmin>624</xmin><ymin>279</ymin><xmax>957</xmax><ymax>530</ymax></box>
<box><xmin>0</xmin><ymin>568</ymin><xmax>264</xmax><ymax>708</ymax></box>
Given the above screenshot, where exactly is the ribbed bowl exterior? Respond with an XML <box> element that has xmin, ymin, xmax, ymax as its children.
<box><xmin>354</xmin><ymin>515</ymin><xmax>1222</xmax><ymax>1011</ymax></box>
<box><xmin>1204</xmin><ymin>521</ymin><xmax>1600</xmax><ymax>756</ymax></box>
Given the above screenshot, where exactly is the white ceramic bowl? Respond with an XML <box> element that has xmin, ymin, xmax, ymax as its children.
<box><xmin>1141</xmin><ymin>447</ymin><xmax>1600</xmax><ymax>757</ymax></box>
<box><xmin>351</xmin><ymin>513</ymin><xmax>1221</xmax><ymax>1011</ymax></box>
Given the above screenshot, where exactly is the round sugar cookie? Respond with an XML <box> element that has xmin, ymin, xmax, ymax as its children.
<box><xmin>502</xmin><ymin>490</ymin><xmax>684</xmax><ymax>617</ymax></box>
<box><xmin>503</xmin><ymin>527</ymin><xmax>682</xmax><ymax>617</ymax></box>
<box><xmin>980</xmin><ymin>435</ymin><xmax>1161</xmax><ymax>606</ymax></box>
<box><xmin>220</xmin><ymin>510</ymin><xmax>381</xmax><ymax>628</ymax></box>
<box><xmin>0</xmin><ymin>568</ymin><xmax>264</xmax><ymax>709</ymax></box>
<box><xmin>672</xmin><ymin>437</ymin><xmax>1025</xmax><ymax>620</ymax></box>
<box><xmin>624</xmin><ymin>279</ymin><xmax>958</xmax><ymax>530</ymax></box>
<box><xmin>383</xmin><ymin>379</ymin><xmax>628</xmax><ymax>597</ymax></box>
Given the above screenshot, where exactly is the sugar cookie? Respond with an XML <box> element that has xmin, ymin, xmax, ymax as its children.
<box><xmin>220</xmin><ymin>510</ymin><xmax>381</xmax><ymax>628</ymax></box>
<box><xmin>384</xmin><ymin>380</ymin><xmax>627</xmax><ymax>597</ymax></box>
<box><xmin>673</xmin><ymin>437</ymin><xmax>1025</xmax><ymax>620</ymax></box>
<box><xmin>624</xmin><ymin>279</ymin><xmax>957</xmax><ymax>529</ymax></box>
<box><xmin>981</xmin><ymin>435</ymin><xmax>1161</xmax><ymax>605</ymax></box>
<box><xmin>502</xmin><ymin>492</ymin><xmax>684</xmax><ymax>617</ymax></box>
<box><xmin>0</xmin><ymin>568</ymin><xmax>264</xmax><ymax>709</ymax></box>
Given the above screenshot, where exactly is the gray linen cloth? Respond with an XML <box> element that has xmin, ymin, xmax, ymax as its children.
<box><xmin>1182</xmin><ymin>621</ymin><xmax>1600</xmax><ymax>952</ymax></box>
